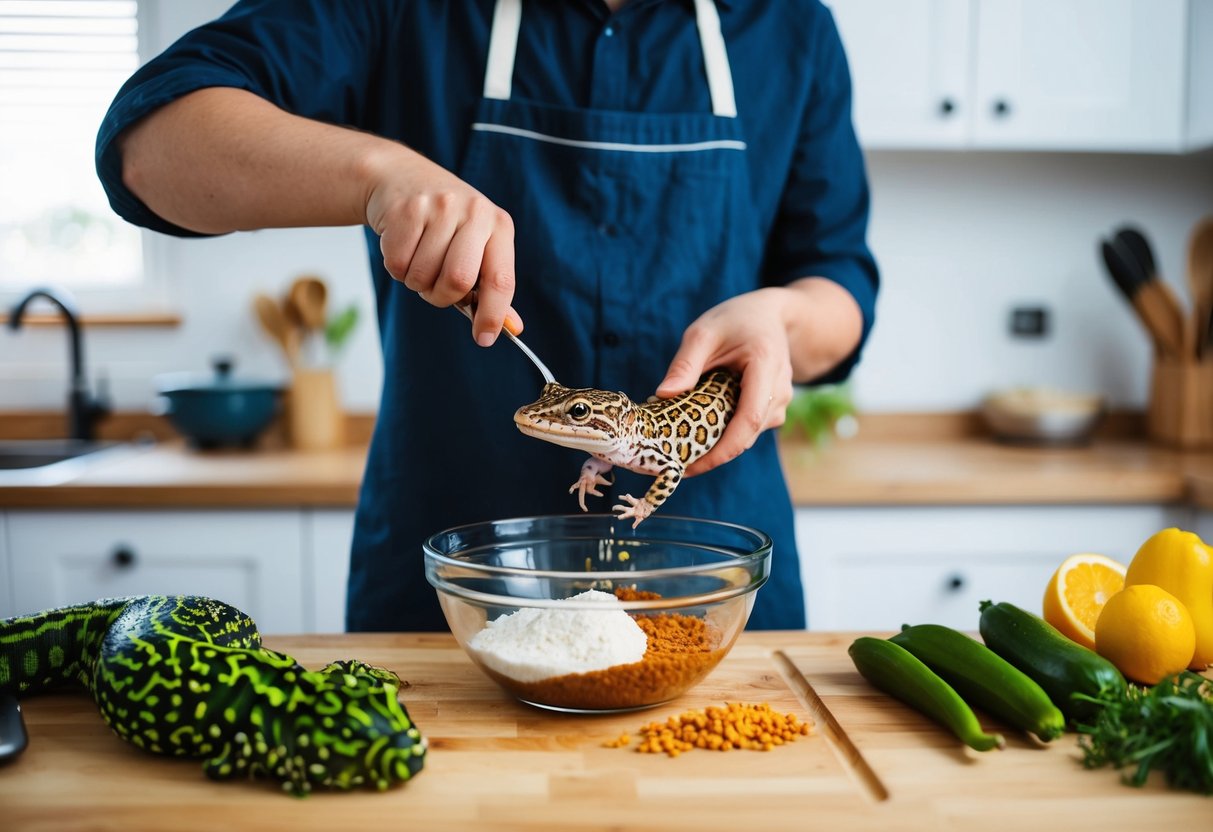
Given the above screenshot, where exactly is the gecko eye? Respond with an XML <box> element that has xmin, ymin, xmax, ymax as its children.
<box><xmin>568</xmin><ymin>402</ymin><xmax>591</xmax><ymax>420</ymax></box>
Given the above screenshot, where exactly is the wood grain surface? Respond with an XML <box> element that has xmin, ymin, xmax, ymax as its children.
<box><xmin>2</xmin><ymin>632</ymin><xmax>1208</xmax><ymax>831</ymax></box>
<box><xmin>6</xmin><ymin>434</ymin><xmax>1213</xmax><ymax>509</ymax></box>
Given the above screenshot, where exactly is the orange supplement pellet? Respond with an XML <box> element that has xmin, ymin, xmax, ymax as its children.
<box><xmin>602</xmin><ymin>733</ymin><xmax>632</xmax><ymax>748</ymax></box>
<box><xmin>615</xmin><ymin>702</ymin><xmax>813</xmax><ymax>758</ymax></box>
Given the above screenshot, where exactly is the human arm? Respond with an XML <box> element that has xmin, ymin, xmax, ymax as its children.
<box><xmin>118</xmin><ymin>87</ymin><xmax>519</xmax><ymax>342</ymax></box>
<box><xmin>97</xmin><ymin>1</ymin><xmax>517</xmax><ymax>344</ymax></box>
<box><xmin>657</xmin><ymin>6</ymin><xmax>877</xmax><ymax>477</ymax></box>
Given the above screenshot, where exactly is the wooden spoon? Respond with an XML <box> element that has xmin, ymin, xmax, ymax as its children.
<box><xmin>1189</xmin><ymin>217</ymin><xmax>1213</xmax><ymax>358</ymax></box>
<box><xmin>252</xmin><ymin>292</ymin><xmax>297</xmax><ymax>368</ymax></box>
<box><xmin>288</xmin><ymin>276</ymin><xmax>328</xmax><ymax>332</ymax></box>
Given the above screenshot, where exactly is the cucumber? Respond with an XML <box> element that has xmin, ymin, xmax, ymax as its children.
<box><xmin>890</xmin><ymin>624</ymin><xmax>1065</xmax><ymax>742</ymax></box>
<box><xmin>848</xmin><ymin>637</ymin><xmax>1005</xmax><ymax>752</ymax></box>
<box><xmin>978</xmin><ymin>600</ymin><xmax>1127</xmax><ymax>723</ymax></box>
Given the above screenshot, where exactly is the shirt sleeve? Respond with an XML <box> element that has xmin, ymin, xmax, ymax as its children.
<box><xmin>762</xmin><ymin>6</ymin><xmax>879</xmax><ymax>385</ymax></box>
<box><xmin>95</xmin><ymin>0</ymin><xmax>392</xmax><ymax>237</ymax></box>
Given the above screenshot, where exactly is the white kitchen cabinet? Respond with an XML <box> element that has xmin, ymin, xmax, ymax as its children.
<box><xmin>972</xmin><ymin>0</ymin><xmax>1186</xmax><ymax>151</ymax></box>
<box><xmin>0</xmin><ymin>512</ymin><xmax>12</xmax><ymax>619</ymax></box>
<box><xmin>6</xmin><ymin>510</ymin><xmax>306</xmax><ymax>633</ymax></box>
<box><xmin>795</xmin><ymin>504</ymin><xmax>1185</xmax><ymax>631</ymax></box>
<box><xmin>828</xmin><ymin>0</ymin><xmax>972</xmax><ymax>148</ymax></box>
<box><xmin>305</xmin><ymin>509</ymin><xmax>354</xmax><ymax>633</ymax></box>
<box><xmin>828</xmin><ymin>0</ymin><xmax>1209</xmax><ymax>153</ymax></box>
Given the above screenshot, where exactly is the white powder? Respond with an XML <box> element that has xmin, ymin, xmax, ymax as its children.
<box><xmin>468</xmin><ymin>589</ymin><xmax>648</xmax><ymax>683</ymax></box>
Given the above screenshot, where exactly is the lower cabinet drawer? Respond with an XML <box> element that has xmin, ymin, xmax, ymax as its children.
<box><xmin>828</xmin><ymin>554</ymin><xmax>1065</xmax><ymax>631</ymax></box>
<box><xmin>0</xmin><ymin>512</ymin><xmax>12</xmax><ymax>618</ymax></box>
<box><xmin>6</xmin><ymin>510</ymin><xmax>305</xmax><ymax>633</ymax></box>
<box><xmin>796</xmin><ymin>504</ymin><xmax>1183</xmax><ymax>631</ymax></box>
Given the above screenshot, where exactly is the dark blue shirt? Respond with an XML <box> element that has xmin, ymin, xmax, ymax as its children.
<box><xmin>96</xmin><ymin>0</ymin><xmax>880</xmax><ymax>632</ymax></box>
<box><xmin>97</xmin><ymin>0</ymin><xmax>878</xmax><ymax>379</ymax></box>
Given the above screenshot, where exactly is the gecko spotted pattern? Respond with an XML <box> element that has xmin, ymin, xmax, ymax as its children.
<box><xmin>514</xmin><ymin>369</ymin><xmax>740</xmax><ymax>526</ymax></box>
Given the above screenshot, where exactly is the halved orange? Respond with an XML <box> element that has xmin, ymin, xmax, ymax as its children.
<box><xmin>1042</xmin><ymin>553</ymin><xmax>1127</xmax><ymax>650</ymax></box>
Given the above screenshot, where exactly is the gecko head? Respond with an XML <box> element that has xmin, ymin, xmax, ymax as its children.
<box><xmin>514</xmin><ymin>382</ymin><xmax>634</xmax><ymax>453</ymax></box>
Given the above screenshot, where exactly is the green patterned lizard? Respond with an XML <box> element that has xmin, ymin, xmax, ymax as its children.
<box><xmin>0</xmin><ymin>595</ymin><xmax>426</xmax><ymax>795</ymax></box>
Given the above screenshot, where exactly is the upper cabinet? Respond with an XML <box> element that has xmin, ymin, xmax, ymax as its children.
<box><xmin>828</xmin><ymin>0</ymin><xmax>1213</xmax><ymax>153</ymax></box>
<box><xmin>829</xmin><ymin>0</ymin><xmax>972</xmax><ymax>148</ymax></box>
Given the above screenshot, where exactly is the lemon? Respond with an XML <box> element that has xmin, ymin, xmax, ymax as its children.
<box><xmin>1124</xmin><ymin>527</ymin><xmax>1213</xmax><ymax>670</ymax></box>
<box><xmin>1042</xmin><ymin>552</ymin><xmax>1126</xmax><ymax>650</ymax></box>
<box><xmin>1094</xmin><ymin>584</ymin><xmax>1196</xmax><ymax>685</ymax></box>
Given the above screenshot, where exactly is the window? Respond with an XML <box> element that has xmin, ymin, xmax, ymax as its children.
<box><xmin>0</xmin><ymin>0</ymin><xmax>144</xmax><ymax>298</ymax></box>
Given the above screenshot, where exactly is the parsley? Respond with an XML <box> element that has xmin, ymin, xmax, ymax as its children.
<box><xmin>1073</xmin><ymin>671</ymin><xmax>1213</xmax><ymax>795</ymax></box>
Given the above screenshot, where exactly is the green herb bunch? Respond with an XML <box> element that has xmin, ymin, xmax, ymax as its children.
<box><xmin>781</xmin><ymin>384</ymin><xmax>854</xmax><ymax>447</ymax></box>
<box><xmin>1074</xmin><ymin>671</ymin><xmax>1213</xmax><ymax>794</ymax></box>
<box><xmin>324</xmin><ymin>304</ymin><xmax>360</xmax><ymax>358</ymax></box>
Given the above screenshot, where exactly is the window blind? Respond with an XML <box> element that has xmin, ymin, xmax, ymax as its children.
<box><xmin>0</xmin><ymin>0</ymin><xmax>143</xmax><ymax>291</ymax></box>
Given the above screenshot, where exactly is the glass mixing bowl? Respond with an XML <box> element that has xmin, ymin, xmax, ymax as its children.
<box><xmin>423</xmin><ymin>514</ymin><xmax>771</xmax><ymax>713</ymax></box>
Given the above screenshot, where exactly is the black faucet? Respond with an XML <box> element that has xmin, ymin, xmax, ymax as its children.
<box><xmin>8</xmin><ymin>287</ymin><xmax>110</xmax><ymax>442</ymax></box>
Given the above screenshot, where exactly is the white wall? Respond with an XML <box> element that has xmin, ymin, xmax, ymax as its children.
<box><xmin>0</xmin><ymin>226</ymin><xmax>380</xmax><ymax>412</ymax></box>
<box><xmin>856</xmin><ymin>149</ymin><xmax>1213</xmax><ymax>410</ymax></box>
<box><xmin>2</xmin><ymin>1</ymin><xmax>1211</xmax><ymax>416</ymax></box>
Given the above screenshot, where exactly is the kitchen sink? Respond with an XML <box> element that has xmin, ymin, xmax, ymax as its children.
<box><xmin>0</xmin><ymin>439</ymin><xmax>112</xmax><ymax>469</ymax></box>
<box><xmin>0</xmin><ymin>440</ymin><xmax>136</xmax><ymax>485</ymax></box>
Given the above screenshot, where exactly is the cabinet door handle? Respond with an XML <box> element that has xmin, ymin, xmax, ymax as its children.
<box><xmin>939</xmin><ymin>97</ymin><xmax>957</xmax><ymax>117</ymax></box>
<box><xmin>992</xmin><ymin>99</ymin><xmax>1012</xmax><ymax>118</ymax></box>
<box><xmin>945</xmin><ymin>573</ymin><xmax>965</xmax><ymax>593</ymax></box>
<box><xmin>111</xmin><ymin>546</ymin><xmax>137</xmax><ymax>569</ymax></box>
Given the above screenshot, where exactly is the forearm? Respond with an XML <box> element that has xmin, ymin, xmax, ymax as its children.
<box><xmin>117</xmin><ymin>87</ymin><xmax>407</xmax><ymax>234</ymax></box>
<box><xmin>777</xmin><ymin>277</ymin><xmax>864</xmax><ymax>383</ymax></box>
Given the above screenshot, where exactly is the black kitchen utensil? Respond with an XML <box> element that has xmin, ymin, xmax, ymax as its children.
<box><xmin>1114</xmin><ymin>226</ymin><xmax>1157</xmax><ymax>282</ymax></box>
<box><xmin>0</xmin><ymin>694</ymin><xmax>28</xmax><ymax>763</ymax></box>
<box><xmin>1100</xmin><ymin>237</ymin><xmax>1185</xmax><ymax>359</ymax></box>
<box><xmin>1101</xmin><ymin>238</ymin><xmax>1145</xmax><ymax>301</ymax></box>
<box><xmin>1111</xmin><ymin>225</ymin><xmax>1191</xmax><ymax>357</ymax></box>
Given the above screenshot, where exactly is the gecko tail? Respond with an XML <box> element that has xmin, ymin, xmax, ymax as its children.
<box><xmin>0</xmin><ymin>598</ymin><xmax>132</xmax><ymax>695</ymax></box>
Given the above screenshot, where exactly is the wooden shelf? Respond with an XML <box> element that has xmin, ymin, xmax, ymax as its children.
<box><xmin>0</xmin><ymin>311</ymin><xmax>182</xmax><ymax>328</ymax></box>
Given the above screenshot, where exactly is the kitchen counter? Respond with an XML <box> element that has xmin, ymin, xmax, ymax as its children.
<box><xmin>5</xmin><ymin>430</ymin><xmax>1213</xmax><ymax>509</ymax></box>
<box><xmin>2</xmin><ymin>632</ymin><xmax>1208</xmax><ymax>831</ymax></box>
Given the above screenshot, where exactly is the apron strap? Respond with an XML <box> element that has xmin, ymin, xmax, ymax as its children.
<box><xmin>691</xmin><ymin>0</ymin><xmax>737</xmax><ymax>118</ymax></box>
<box><xmin>483</xmin><ymin>0</ymin><xmax>523</xmax><ymax>100</ymax></box>
<box><xmin>483</xmin><ymin>0</ymin><xmax>737</xmax><ymax>118</ymax></box>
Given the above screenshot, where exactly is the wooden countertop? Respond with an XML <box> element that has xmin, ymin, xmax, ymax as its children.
<box><xmin>0</xmin><ymin>442</ymin><xmax>366</xmax><ymax>508</ymax></box>
<box><xmin>5</xmin><ymin>431</ymin><xmax>1213</xmax><ymax>510</ymax></box>
<box><xmin>3</xmin><ymin>632</ymin><xmax>1207</xmax><ymax>832</ymax></box>
<box><xmin>781</xmin><ymin>436</ymin><xmax>1213</xmax><ymax>506</ymax></box>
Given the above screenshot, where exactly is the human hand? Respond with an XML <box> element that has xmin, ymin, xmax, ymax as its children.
<box><xmin>364</xmin><ymin>147</ymin><xmax>522</xmax><ymax>345</ymax></box>
<box><xmin>655</xmin><ymin>288</ymin><xmax>795</xmax><ymax>477</ymax></box>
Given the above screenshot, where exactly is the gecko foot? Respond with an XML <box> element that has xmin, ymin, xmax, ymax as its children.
<box><xmin>612</xmin><ymin>494</ymin><xmax>654</xmax><ymax>528</ymax></box>
<box><xmin>569</xmin><ymin>472</ymin><xmax>613</xmax><ymax>512</ymax></box>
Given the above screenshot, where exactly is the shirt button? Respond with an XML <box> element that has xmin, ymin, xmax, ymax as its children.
<box><xmin>602</xmin><ymin>331</ymin><xmax>620</xmax><ymax>347</ymax></box>
<box><xmin>604</xmin><ymin>25</ymin><xmax>615</xmax><ymax>37</ymax></box>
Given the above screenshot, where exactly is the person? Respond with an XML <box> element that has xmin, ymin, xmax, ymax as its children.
<box><xmin>97</xmin><ymin>0</ymin><xmax>878</xmax><ymax>631</ymax></box>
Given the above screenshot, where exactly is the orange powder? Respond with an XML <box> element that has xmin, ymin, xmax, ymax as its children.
<box><xmin>478</xmin><ymin>586</ymin><xmax>727</xmax><ymax>711</ymax></box>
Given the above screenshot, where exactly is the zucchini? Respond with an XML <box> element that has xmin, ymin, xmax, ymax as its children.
<box><xmin>978</xmin><ymin>600</ymin><xmax>1127</xmax><ymax>723</ymax></box>
<box><xmin>890</xmin><ymin>623</ymin><xmax>1065</xmax><ymax>741</ymax></box>
<box><xmin>848</xmin><ymin>637</ymin><xmax>1005</xmax><ymax>752</ymax></box>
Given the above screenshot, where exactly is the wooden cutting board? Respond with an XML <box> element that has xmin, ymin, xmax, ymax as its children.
<box><xmin>2</xmin><ymin>632</ymin><xmax>1208</xmax><ymax>831</ymax></box>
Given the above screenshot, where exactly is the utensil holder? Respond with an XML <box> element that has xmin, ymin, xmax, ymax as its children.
<box><xmin>286</xmin><ymin>367</ymin><xmax>345</xmax><ymax>450</ymax></box>
<box><xmin>1148</xmin><ymin>358</ymin><xmax>1213</xmax><ymax>447</ymax></box>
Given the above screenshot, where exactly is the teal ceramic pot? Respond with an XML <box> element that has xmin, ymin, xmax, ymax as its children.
<box><xmin>155</xmin><ymin>358</ymin><xmax>282</xmax><ymax>449</ymax></box>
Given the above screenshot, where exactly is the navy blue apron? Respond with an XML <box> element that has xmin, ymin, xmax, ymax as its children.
<box><xmin>348</xmin><ymin>0</ymin><xmax>805</xmax><ymax>632</ymax></box>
